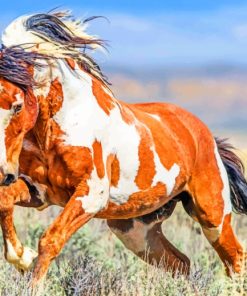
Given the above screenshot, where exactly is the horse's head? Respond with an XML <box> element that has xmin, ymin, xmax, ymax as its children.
<box><xmin>0</xmin><ymin>78</ymin><xmax>38</xmax><ymax>185</ymax></box>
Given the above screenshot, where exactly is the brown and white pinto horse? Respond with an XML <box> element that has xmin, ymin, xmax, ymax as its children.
<box><xmin>0</xmin><ymin>12</ymin><xmax>246</xmax><ymax>285</ymax></box>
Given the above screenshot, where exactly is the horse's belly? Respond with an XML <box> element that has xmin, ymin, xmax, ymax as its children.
<box><xmin>96</xmin><ymin>182</ymin><xmax>175</xmax><ymax>219</ymax></box>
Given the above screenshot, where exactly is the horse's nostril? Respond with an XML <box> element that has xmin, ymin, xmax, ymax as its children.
<box><xmin>3</xmin><ymin>174</ymin><xmax>16</xmax><ymax>186</ymax></box>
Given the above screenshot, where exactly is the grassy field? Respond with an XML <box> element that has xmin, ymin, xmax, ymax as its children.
<box><xmin>0</xmin><ymin>151</ymin><xmax>246</xmax><ymax>296</ymax></box>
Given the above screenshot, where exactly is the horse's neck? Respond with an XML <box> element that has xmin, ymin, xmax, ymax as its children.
<box><xmin>32</xmin><ymin>59</ymin><xmax>116</xmax><ymax>150</ymax></box>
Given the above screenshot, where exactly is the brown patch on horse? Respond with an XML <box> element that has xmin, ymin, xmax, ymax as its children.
<box><xmin>92</xmin><ymin>79</ymin><xmax>115</xmax><ymax>115</ymax></box>
<box><xmin>48</xmin><ymin>146</ymin><xmax>93</xmax><ymax>191</ymax></box>
<box><xmin>92</xmin><ymin>140</ymin><xmax>105</xmax><ymax>178</ymax></box>
<box><xmin>48</xmin><ymin>78</ymin><xmax>64</xmax><ymax>116</ymax></box>
<box><xmin>35</xmin><ymin>77</ymin><xmax>63</xmax><ymax>119</ymax></box>
<box><xmin>0</xmin><ymin>209</ymin><xmax>23</xmax><ymax>258</ymax></box>
<box><xmin>32</xmin><ymin>193</ymin><xmax>93</xmax><ymax>284</ymax></box>
<box><xmin>188</xmin><ymin>136</ymin><xmax>225</xmax><ymax>228</ymax></box>
<box><xmin>0</xmin><ymin>79</ymin><xmax>37</xmax><ymax>171</ymax></box>
<box><xmin>34</xmin><ymin>78</ymin><xmax>64</xmax><ymax>149</ymax></box>
<box><xmin>65</xmin><ymin>58</ymin><xmax>76</xmax><ymax>70</ymax></box>
<box><xmin>0</xmin><ymin>79</ymin><xmax>23</xmax><ymax>109</ymax></box>
<box><xmin>97</xmin><ymin>182</ymin><xmax>167</xmax><ymax>219</ymax></box>
<box><xmin>119</xmin><ymin>102</ymin><xmax>135</xmax><ymax>124</ymax></box>
<box><xmin>110</xmin><ymin>155</ymin><xmax>120</xmax><ymax>187</ymax></box>
<box><xmin>135</xmin><ymin>127</ymin><xmax>155</xmax><ymax>190</ymax></box>
<box><xmin>24</xmin><ymin>89</ymin><xmax>39</xmax><ymax>130</ymax></box>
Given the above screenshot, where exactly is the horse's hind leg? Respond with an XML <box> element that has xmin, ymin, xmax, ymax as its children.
<box><xmin>187</xmin><ymin>145</ymin><xmax>244</xmax><ymax>275</ymax></box>
<box><xmin>107</xmin><ymin>200</ymin><xmax>190</xmax><ymax>276</ymax></box>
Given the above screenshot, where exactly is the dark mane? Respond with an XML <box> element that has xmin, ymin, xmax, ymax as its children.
<box><xmin>26</xmin><ymin>13</ymin><xmax>105</xmax><ymax>51</ymax></box>
<box><xmin>0</xmin><ymin>11</ymin><xmax>110</xmax><ymax>91</ymax></box>
<box><xmin>0</xmin><ymin>46</ymin><xmax>47</xmax><ymax>91</ymax></box>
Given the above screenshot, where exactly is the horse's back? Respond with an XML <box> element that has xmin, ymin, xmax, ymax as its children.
<box><xmin>131</xmin><ymin>101</ymin><xmax>212</xmax><ymax>142</ymax></box>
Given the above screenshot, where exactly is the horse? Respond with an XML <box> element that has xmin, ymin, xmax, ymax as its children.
<box><xmin>0</xmin><ymin>11</ymin><xmax>246</xmax><ymax>285</ymax></box>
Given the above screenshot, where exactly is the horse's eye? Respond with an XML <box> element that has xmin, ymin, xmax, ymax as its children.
<box><xmin>13</xmin><ymin>103</ymin><xmax>23</xmax><ymax>114</ymax></box>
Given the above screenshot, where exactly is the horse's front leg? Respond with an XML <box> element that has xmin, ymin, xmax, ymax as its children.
<box><xmin>0</xmin><ymin>178</ymin><xmax>38</xmax><ymax>271</ymax></box>
<box><xmin>0</xmin><ymin>208</ymin><xmax>38</xmax><ymax>271</ymax></box>
<box><xmin>32</xmin><ymin>176</ymin><xmax>110</xmax><ymax>285</ymax></box>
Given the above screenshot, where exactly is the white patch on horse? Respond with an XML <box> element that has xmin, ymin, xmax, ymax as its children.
<box><xmin>0</xmin><ymin>108</ymin><xmax>12</xmax><ymax>169</ymax></box>
<box><xmin>214</xmin><ymin>143</ymin><xmax>232</xmax><ymax>217</ymax></box>
<box><xmin>0</xmin><ymin>82</ymin><xmax>4</xmax><ymax>93</ymax></box>
<box><xmin>6</xmin><ymin>239</ymin><xmax>20</xmax><ymax>263</ymax></box>
<box><xmin>14</xmin><ymin>93</ymin><xmax>24</xmax><ymax>103</ymax></box>
<box><xmin>147</xmin><ymin>113</ymin><xmax>161</xmax><ymax>121</ymax></box>
<box><xmin>53</xmin><ymin>61</ymin><xmax>110</xmax><ymax>147</ymax></box>
<box><xmin>76</xmin><ymin>170</ymin><xmax>109</xmax><ymax>214</ymax></box>
<box><xmin>214</xmin><ymin>144</ymin><xmax>232</xmax><ymax>217</ymax></box>
<box><xmin>2</xmin><ymin>15</ymin><xmax>39</xmax><ymax>47</ymax></box>
<box><xmin>151</xmin><ymin>146</ymin><xmax>180</xmax><ymax>195</ymax></box>
<box><xmin>102</xmin><ymin>85</ymin><xmax>113</xmax><ymax>97</ymax></box>
<box><xmin>33</xmin><ymin>62</ymin><xmax>53</xmax><ymax>98</ymax></box>
<box><xmin>202</xmin><ymin>226</ymin><xmax>221</xmax><ymax>244</ymax></box>
<box><xmin>108</xmin><ymin>108</ymin><xmax>140</xmax><ymax>205</ymax></box>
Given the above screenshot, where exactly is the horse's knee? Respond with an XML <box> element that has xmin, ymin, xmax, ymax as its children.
<box><xmin>38</xmin><ymin>236</ymin><xmax>56</xmax><ymax>260</ymax></box>
<box><xmin>38</xmin><ymin>228</ymin><xmax>67</xmax><ymax>261</ymax></box>
<box><xmin>199</xmin><ymin>209</ymin><xmax>224</xmax><ymax>228</ymax></box>
<box><xmin>199</xmin><ymin>211</ymin><xmax>226</xmax><ymax>245</ymax></box>
<box><xmin>189</xmin><ymin>188</ymin><xmax>225</xmax><ymax>229</ymax></box>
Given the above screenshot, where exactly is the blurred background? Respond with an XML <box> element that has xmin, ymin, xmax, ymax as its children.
<box><xmin>0</xmin><ymin>3</ymin><xmax>246</xmax><ymax>294</ymax></box>
<box><xmin>0</xmin><ymin>1</ymin><xmax>246</xmax><ymax>149</ymax></box>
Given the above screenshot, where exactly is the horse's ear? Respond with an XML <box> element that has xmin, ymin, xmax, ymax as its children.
<box><xmin>24</xmin><ymin>88</ymin><xmax>39</xmax><ymax>130</ymax></box>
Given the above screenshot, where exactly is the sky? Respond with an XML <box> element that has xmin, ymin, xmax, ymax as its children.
<box><xmin>1</xmin><ymin>1</ymin><xmax>247</xmax><ymax>67</ymax></box>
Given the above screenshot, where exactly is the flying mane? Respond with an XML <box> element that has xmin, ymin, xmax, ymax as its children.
<box><xmin>0</xmin><ymin>11</ymin><xmax>109</xmax><ymax>90</ymax></box>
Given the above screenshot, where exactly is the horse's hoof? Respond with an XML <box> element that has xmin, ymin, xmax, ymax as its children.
<box><xmin>14</xmin><ymin>247</ymin><xmax>38</xmax><ymax>272</ymax></box>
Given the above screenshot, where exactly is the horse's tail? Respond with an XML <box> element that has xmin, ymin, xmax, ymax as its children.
<box><xmin>215</xmin><ymin>137</ymin><xmax>247</xmax><ymax>214</ymax></box>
